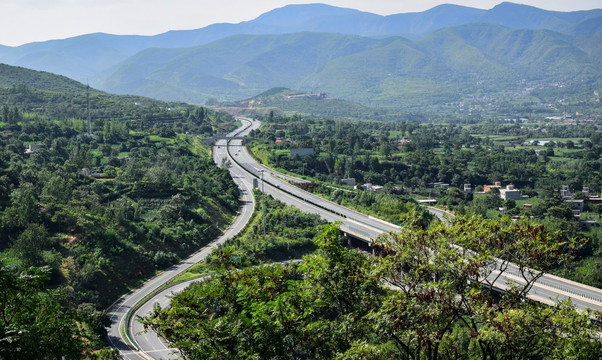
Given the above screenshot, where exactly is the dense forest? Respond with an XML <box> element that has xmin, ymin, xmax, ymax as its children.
<box><xmin>0</xmin><ymin>74</ymin><xmax>239</xmax><ymax>357</ymax></box>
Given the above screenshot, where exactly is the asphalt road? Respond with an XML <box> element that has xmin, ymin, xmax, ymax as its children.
<box><xmin>105</xmin><ymin>120</ymin><xmax>258</xmax><ymax>360</ymax></box>
<box><xmin>109</xmin><ymin>118</ymin><xmax>602</xmax><ymax>359</ymax></box>
<box><xmin>229</xmin><ymin>120</ymin><xmax>602</xmax><ymax>313</ymax></box>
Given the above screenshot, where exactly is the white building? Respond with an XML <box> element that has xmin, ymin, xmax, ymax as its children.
<box><xmin>499</xmin><ymin>185</ymin><xmax>527</xmax><ymax>201</ymax></box>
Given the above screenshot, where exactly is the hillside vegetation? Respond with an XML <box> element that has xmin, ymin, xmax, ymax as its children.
<box><xmin>0</xmin><ymin>64</ymin><xmax>239</xmax><ymax>357</ymax></box>
<box><xmin>142</xmin><ymin>220</ymin><xmax>601</xmax><ymax>359</ymax></box>
<box><xmin>95</xmin><ymin>26</ymin><xmax>600</xmax><ymax>114</ymax></box>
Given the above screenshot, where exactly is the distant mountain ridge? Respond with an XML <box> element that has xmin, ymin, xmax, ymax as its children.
<box><xmin>0</xmin><ymin>2</ymin><xmax>599</xmax><ymax>84</ymax></box>
<box><xmin>95</xmin><ymin>24</ymin><xmax>600</xmax><ymax>108</ymax></box>
<box><xmin>0</xmin><ymin>2</ymin><xmax>600</xmax><ymax>113</ymax></box>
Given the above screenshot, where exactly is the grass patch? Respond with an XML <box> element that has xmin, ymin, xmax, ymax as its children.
<box><xmin>148</xmin><ymin>135</ymin><xmax>175</xmax><ymax>143</ymax></box>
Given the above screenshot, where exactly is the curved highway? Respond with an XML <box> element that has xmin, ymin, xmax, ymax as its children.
<box><xmin>111</xmin><ymin>118</ymin><xmax>602</xmax><ymax>359</ymax></box>
<box><xmin>106</xmin><ymin>120</ymin><xmax>258</xmax><ymax>359</ymax></box>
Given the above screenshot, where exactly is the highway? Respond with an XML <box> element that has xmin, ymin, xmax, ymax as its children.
<box><xmin>229</xmin><ymin>121</ymin><xmax>399</xmax><ymax>237</ymax></box>
<box><xmin>110</xmin><ymin>118</ymin><xmax>602</xmax><ymax>359</ymax></box>
<box><xmin>105</xmin><ymin>121</ymin><xmax>258</xmax><ymax>360</ymax></box>
<box><xmin>228</xmin><ymin>119</ymin><xmax>602</xmax><ymax>314</ymax></box>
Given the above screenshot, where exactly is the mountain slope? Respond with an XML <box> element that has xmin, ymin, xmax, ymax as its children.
<box><xmin>98</xmin><ymin>25</ymin><xmax>600</xmax><ymax>108</ymax></box>
<box><xmin>0</xmin><ymin>63</ymin><xmax>88</xmax><ymax>93</ymax></box>
<box><xmin>101</xmin><ymin>32</ymin><xmax>391</xmax><ymax>101</ymax></box>
<box><xmin>418</xmin><ymin>24</ymin><xmax>595</xmax><ymax>80</ymax></box>
<box><xmin>0</xmin><ymin>63</ymin><xmax>206</xmax><ymax>122</ymax></box>
<box><xmin>566</xmin><ymin>16</ymin><xmax>602</xmax><ymax>35</ymax></box>
<box><xmin>0</xmin><ymin>3</ymin><xmax>600</xmax><ymax>84</ymax></box>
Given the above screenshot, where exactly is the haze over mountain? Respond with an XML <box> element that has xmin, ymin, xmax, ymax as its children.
<box><xmin>0</xmin><ymin>2</ymin><xmax>600</xmax><ymax>110</ymax></box>
<box><xmin>99</xmin><ymin>25</ymin><xmax>600</xmax><ymax>107</ymax></box>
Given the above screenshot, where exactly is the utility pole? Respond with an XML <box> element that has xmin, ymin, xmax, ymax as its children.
<box><xmin>261</xmin><ymin>170</ymin><xmax>266</xmax><ymax>237</ymax></box>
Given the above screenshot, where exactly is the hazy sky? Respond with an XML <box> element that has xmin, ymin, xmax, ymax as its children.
<box><xmin>1</xmin><ymin>0</ymin><xmax>600</xmax><ymax>46</ymax></box>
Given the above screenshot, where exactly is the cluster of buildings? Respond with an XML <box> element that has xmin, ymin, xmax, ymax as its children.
<box><xmin>339</xmin><ymin>178</ymin><xmax>385</xmax><ymax>192</ymax></box>
<box><xmin>559</xmin><ymin>185</ymin><xmax>601</xmax><ymax>227</ymax></box>
<box><xmin>480</xmin><ymin>181</ymin><xmax>530</xmax><ymax>201</ymax></box>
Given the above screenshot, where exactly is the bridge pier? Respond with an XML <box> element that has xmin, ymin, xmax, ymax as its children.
<box><xmin>343</xmin><ymin>232</ymin><xmax>373</xmax><ymax>253</ymax></box>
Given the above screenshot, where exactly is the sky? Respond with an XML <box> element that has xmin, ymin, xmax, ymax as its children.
<box><xmin>1</xmin><ymin>0</ymin><xmax>600</xmax><ymax>47</ymax></box>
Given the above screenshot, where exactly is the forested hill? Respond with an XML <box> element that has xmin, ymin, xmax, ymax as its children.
<box><xmin>0</xmin><ymin>63</ymin><xmax>240</xmax><ymax>357</ymax></box>
<box><xmin>97</xmin><ymin>25</ymin><xmax>601</xmax><ymax>112</ymax></box>
<box><xmin>0</xmin><ymin>63</ymin><xmax>233</xmax><ymax>126</ymax></box>
<box><xmin>0</xmin><ymin>2</ymin><xmax>599</xmax><ymax>113</ymax></box>
<box><xmin>0</xmin><ymin>63</ymin><xmax>87</xmax><ymax>93</ymax></box>
<box><xmin>218</xmin><ymin>87</ymin><xmax>401</xmax><ymax>121</ymax></box>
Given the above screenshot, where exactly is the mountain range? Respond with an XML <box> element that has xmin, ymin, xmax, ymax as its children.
<box><xmin>0</xmin><ymin>2</ymin><xmax>600</xmax><ymax>110</ymax></box>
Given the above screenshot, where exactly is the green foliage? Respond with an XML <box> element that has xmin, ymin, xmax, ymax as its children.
<box><xmin>142</xmin><ymin>224</ymin><xmax>384</xmax><ymax>359</ymax></box>
<box><xmin>207</xmin><ymin>191</ymin><xmax>327</xmax><ymax>267</ymax></box>
<box><xmin>371</xmin><ymin>215</ymin><xmax>592</xmax><ymax>360</ymax></box>
<box><xmin>12</xmin><ymin>223</ymin><xmax>50</xmax><ymax>267</ymax></box>
<box><xmin>0</xmin><ymin>64</ymin><xmax>235</xmax><ymax>137</ymax></box>
<box><xmin>0</xmin><ymin>64</ymin><xmax>241</xmax><ymax>355</ymax></box>
<box><xmin>143</xmin><ymin>219</ymin><xmax>600</xmax><ymax>360</ymax></box>
<box><xmin>317</xmin><ymin>186</ymin><xmax>431</xmax><ymax>225</ymax></box>
<box><xmin>0</xmin><ymin>258</ymin><xmax>86</xmax><ymax>359</ymax></box>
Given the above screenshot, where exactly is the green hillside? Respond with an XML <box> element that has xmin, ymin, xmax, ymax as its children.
<box><xmin>0</xmin><ymin>64</ymin><xmax>239</xmax><ymax>355</ymax></box>
<box><xmin>99</xmin><ymin>26</ymin><xmax>601</xmax><ymax>115</ymax></box>
<box><xmin>225</xmin><ymin>87</ymin><xmax>400</xmax><ymax>120</ymax></box>
<box><xmin>0</xmin><ymin>63</ymin><xmax>87</xmax><ymax>93</ymax></box>
<box><xmin>0</xmin><ymin>63</ymin><xmax>218</xmax><ymax>122</ymax></box>
<box><xmin>422</xmin><ymin>24</ymin><xmax>593</xmax><ymax>78</ymax></box>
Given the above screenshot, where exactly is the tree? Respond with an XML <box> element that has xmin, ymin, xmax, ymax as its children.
<box><xmin>12</xmin><ymin>223</ymin><xmax>50</xmax><ymax>267</ymax></box>
<box><xmin>0</xmin><ymin>258</ymin><xmax>84</xmax><ymax>359</ymax></box>
<box><xmin>9</xmin><ymin>106</ymin><xmax>21</xmax><ymax>124</ymax></box>
<box><xmin>370</xmin><ymin>214</ymin><xmax>595</xmax><ymax>360</ymax></box>
<box><xmin>503</xmin><ymin>198</ymin><xmax>516</xmax><ymax>209</ymax></box>
<box><xmin>379</xmin><ymin>141</ymin><xmax>392</xmax><ymax>159</ymax></box>
<box><xmin>142</xmin><ymin>220</ymin><xmax>599</xmax><ymax>360</ymax></box>
<box><xmin>1</xmin><ymin>105</ymin><xmax>8</xmax><ymax>123</ymax></box>
<box><xmin>220</xmin><ymin>157</ymin><xmax>232</xmax><ymax>169</ymax></box>
<box><xmin>99</xmin><ymin>143</ymin><xmax>112</xmax><ymax>157</ymax></box>
<box><xmin>141</xmin><ymin>224</ymin><xmax>382</xmax><ymax>359</ymax></box>
<box><xmin>2</xmin><ymin>183</ymin><xmax>39</xmax><ymax>233</ymax></box>
<box><xmin>545</xmin><ymin>204</ymin><xmax>574</xmax><ymax>220</ymax></box>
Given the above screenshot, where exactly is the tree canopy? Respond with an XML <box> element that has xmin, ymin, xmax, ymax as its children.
<box><xmin>142</xmin><ymin>218</ymin><xmax>601</xmax><ymax>360</ymax></box>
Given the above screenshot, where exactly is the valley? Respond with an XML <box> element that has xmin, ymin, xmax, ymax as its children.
<box><xmin>0</xmin><ymin>2</ymin><xmax>600</xmax><ymax>359</ymax></box>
